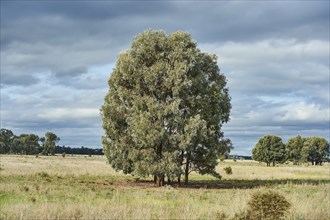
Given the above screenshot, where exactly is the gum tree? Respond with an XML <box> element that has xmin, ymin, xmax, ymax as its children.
<box><xmin>43</xmin><ymin>132</ymin><xmax>60</xmax><ymax>156</ymax></box>
<box><xmin>285</xmin><ymin>135</ymin><xmax>305</xmax><ymax>165</ymax></box>
<box><xmin>302</xmin><ymin>137</ymin><xmax>329</xmax><ymax>165</ymax></box>
<box><xmin>101</xmin><ymin>30</ymin><xmax>231</xmax><ymax>186</ymax></box>
<box><xmin>0</xmin><ymin>128</ymin><xmax>15</xmax><ymax>154</ymax></box>
<box><xmin>252</xmin><ymin>135</ymin><xmax>285</xmax><ymax>166</ymax></box>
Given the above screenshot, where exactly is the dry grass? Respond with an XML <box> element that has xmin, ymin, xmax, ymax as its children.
<box><xmin>217</xmin><ymin>160</ymin><xmax>330</xmax><ymax>180</ymax></box>
<box><xmin>0</xmin><ymin>154</ymin><xmax>118</xmax><ymax>176</ymax></box>
<box><xmin>0</xmin><ymin>155</ymin><xmax>329</xmax><ymax>219</ymax></box>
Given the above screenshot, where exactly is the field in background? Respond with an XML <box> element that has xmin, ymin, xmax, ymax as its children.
<box><xmin>0</xmin><ymin>155</ymin><xmax>329</xmax><ymax>219</ymax></box>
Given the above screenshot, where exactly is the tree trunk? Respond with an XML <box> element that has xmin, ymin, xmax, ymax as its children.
<box><xmin>184</xmin><ymin>153</ymin><xmax>190</xmax><ymax>185</ymax></box>
<box><xmin>157</xmin><ymin>175</ymin><xmax>165</xmax><ymax>186</ymax></box>
<box><xmin>154</xmin><ymin>175</ymin><xmax>157</xmax><ymax>185</ymax></box>
<box><xmin>162</xmin><ymin>176</ymin><xmax>165</xmax><ymax>186</ymax></box>
<box><xmin>167</xmin><ymin>176</ymin><xmax>171</xmax><ymax>185</ymax></box>
<box><xmin>178</xmin><ymin>150</ymin><xmax>184</xmax><ymax>187</ymax></box>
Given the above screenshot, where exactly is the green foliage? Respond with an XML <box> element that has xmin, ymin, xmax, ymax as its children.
<box><xmin>252</xmin><ymin>135</ymin><xmax>285</xmax><ymax>166</ymax></box>
<box><xmin>101</xmin><ymin>30</ymin><xmax>231</xmax><ymax>185</ymax></box>
<box><xmin>301</xmin><ymin>137</ymin><xmax>329</xmax><ymax>165</ymax></box>
<box><xmin>43</xmin><ymin>132</ymin><xmax>60</xmax><ymax>156</ymax></box>
<box><xmin>246</xmin><ymin>190</ymin><xmax>291</xmax><ymax>220</ymax></box>
<box><xmin>223</xmin><ymin>166</ymin><xmax>233</xmax><ymax>175</ymax></box>
<box><xmin>17</xmin><ymin>134</ymin><xmax>41</xmax><ymax>155</ymax></box>
<box><xmin>0</xmin><ymin>129</ymin><xmax>15</xmax><ymax>154</ymax></box>
<box><xmin>0</xmin><ymin>129</ymin><xmax>41</xmax><ymax>155</ymax></box>
<box><xmin>286</xmin><ymin>135</ymin><xmax>305</xmax><ymax>165</ymax></box>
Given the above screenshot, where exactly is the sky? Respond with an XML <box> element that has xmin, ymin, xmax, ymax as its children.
<box><xmin>1</xmin><ymin>1</ymin><xmax>329</xmax><ymax>155</ymax></box>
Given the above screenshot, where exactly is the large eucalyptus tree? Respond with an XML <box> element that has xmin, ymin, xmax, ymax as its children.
<box><xmin>101</xmin><ymin>30</ymin><xmax>231</xmax><ymax>186</ymax></box>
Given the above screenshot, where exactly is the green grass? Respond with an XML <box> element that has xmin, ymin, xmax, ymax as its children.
<box><xmin>0</xmin><ymin>155</ymin><xmax>329</xmax><ymax>219</ymax></box>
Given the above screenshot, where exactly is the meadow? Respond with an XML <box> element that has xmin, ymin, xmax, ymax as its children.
<box><xmin>0</xmin><ymin>155</ymin><xmax>329</xmax><ymax>219</ymax></box>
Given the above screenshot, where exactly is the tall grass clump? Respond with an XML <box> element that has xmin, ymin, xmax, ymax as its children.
<box><xmin>246</xmin><ymin>190</ymin><xmax>291</xmax><ymax>220</ymax></box>
<box><xmin>223</xmin><ymin>166</ymin><xmax>233</xmax><ymax>175</ymax></box>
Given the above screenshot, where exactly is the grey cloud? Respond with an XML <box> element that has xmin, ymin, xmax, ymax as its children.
<box><xmin>172</xmin><ymin>1</ymin><xmax>329</xmax><ymax>43</ymax></box>
<box><xmin>2</xmin><ymin>1</ymin><xmax>328</xmax><ymax>87</ymax></box>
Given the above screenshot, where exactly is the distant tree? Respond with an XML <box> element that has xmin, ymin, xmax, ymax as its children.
<box><xmin>43</xmin><ymin>132</ymin><xmax>60</xmax><ymax>155</ymax></box>
<box><xmin>252</xmin><ymin>135</ymin><xmax>285</xmax><ymax>166</ymax></box>
<box><xmin>0</xmin><ymin>128</ymin><xmax>15</xmax><ymax>154</ymax></box>
<box><xmin>11</xmin><ymin>136</ymin><xmax>24</xmax><ymax>154</ymax></box>
<box><xmin>301</xmin><ymin>137</ymin><xmax>329</xmax><ymax>165</ymax></box>
<box><xmin>101</xmin><ymin>30</ymin><xmax>231</xmax><ymax>186</ymax></box>
<box><xmin>39</xmin><ymin>137</ymin><xmax>46</xmax><ymax>153</ymax></box>
<box><xmin>54</xmin><ymin>145</ymin><xmax>103</xmax><ymax>155</ymax></box>
<box><xmin>19</xmin><ymin>134</ymin><xmax>41</xmax><ymax>155</ymax></box>
<box><xmin>285</xmin><ymin>135</ymin><xmax>305</xmax><ymax>165</ymax></box>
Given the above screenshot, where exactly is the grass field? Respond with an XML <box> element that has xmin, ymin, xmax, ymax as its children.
<box><xmin>0</xmin><ymin>155</ymin><xmax>329</xmax><ymax>219</ymax></box>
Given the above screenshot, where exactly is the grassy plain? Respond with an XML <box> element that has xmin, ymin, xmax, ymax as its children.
<box><xmin>0</xmin><ymin>155</ymin><xmax>329</xmax><ymax>219</ymax></box>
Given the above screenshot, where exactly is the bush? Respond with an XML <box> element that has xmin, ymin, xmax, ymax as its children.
<box><xmin>223</xmin><ymin>166</ymin><xmax>233</xmax><ymax>175</ymax></box>
<box><xmin>246</xmin><ymin>190</ymin><xmax>291</xmax><ymax>220</ymax></box>
<box><xmin>62</xmin><ymin>152</ymin><xmax>66</xmax><ymax>158</ymax></box>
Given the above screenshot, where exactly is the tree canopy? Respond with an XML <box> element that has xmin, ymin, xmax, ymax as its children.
<box><xmin>101</xmin><ymin>30</ymin><xmax>232</xmax><ymax>186</ymax></box>
<box><xmin>43</xmin><ymin>132</ymin><xmax>60</xmax><ymax>156</ymax></box>
<box><xmin>252</xmin><ymin>135</ymin><xmax>285</xmax><ymax>166</ymax></box>
<box><xmin>286</xmin><ymin>135</ymin><xmax>305</xmax><ymax>165</ymax></box>
<box><xmin>302</xmin><ymin>137</ymin><xmax>329</xmax><ymax>165</ymax></box>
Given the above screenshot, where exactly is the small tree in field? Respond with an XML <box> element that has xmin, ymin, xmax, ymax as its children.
<box><xmin>101</xmin><ymin>30</ymin><xmax>231</xmax><ymax>186</ymax></box>
<box><xmin>43</xmin><ymin>132</ymin><xmax>60</xmax><ymax>156</ymax></box>
<box><xmin>301</xmin><ymin>137</ymin><xmax>329</xmax><ymax>165</ymax></box>
<box><xmin>286</xmin><ymin>135</ymin><xmax>305</xmax><ymax>165</ymax></box>
<box><xmin>252</xmin><ymin>135</ymin><xmax>285</xmax><ymax>166</ymax></box>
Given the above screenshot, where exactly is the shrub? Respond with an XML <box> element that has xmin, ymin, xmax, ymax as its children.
<box><xmin>223</xmin><ymin>166</ymin><xmax>233</xmax><ymax>175</ymax></box>
<box><xmin>62</xmin><ymin>152</ymin><xmax>66</xmax><ymax>158</ymax></box>
<box><xmin>246</xmin><ymin>190</ymin><xmax>291</xmax><ymax>220</ymax></box>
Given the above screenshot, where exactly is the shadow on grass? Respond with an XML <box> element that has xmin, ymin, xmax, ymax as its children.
<box><xmin>177</xmin><ymin>178</ymin><xmax>330</xmax><ymax>189</ymax></box>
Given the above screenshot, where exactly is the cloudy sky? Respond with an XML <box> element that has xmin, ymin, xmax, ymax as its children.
<box><xmin>1</xmin><ymin>1</ymin><xmax>329</xmax><ymax>155</ymax></box>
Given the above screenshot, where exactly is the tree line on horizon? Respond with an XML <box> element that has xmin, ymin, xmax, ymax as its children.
<box><xmin>252</xmin><ymin>135</ymin><xmax>329</xmax><ymax>166</ymax></box>
<box><xmin>0</xmin><ymin>128</ymin><xmax>103</xmax><ymax>156</ymax></box>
